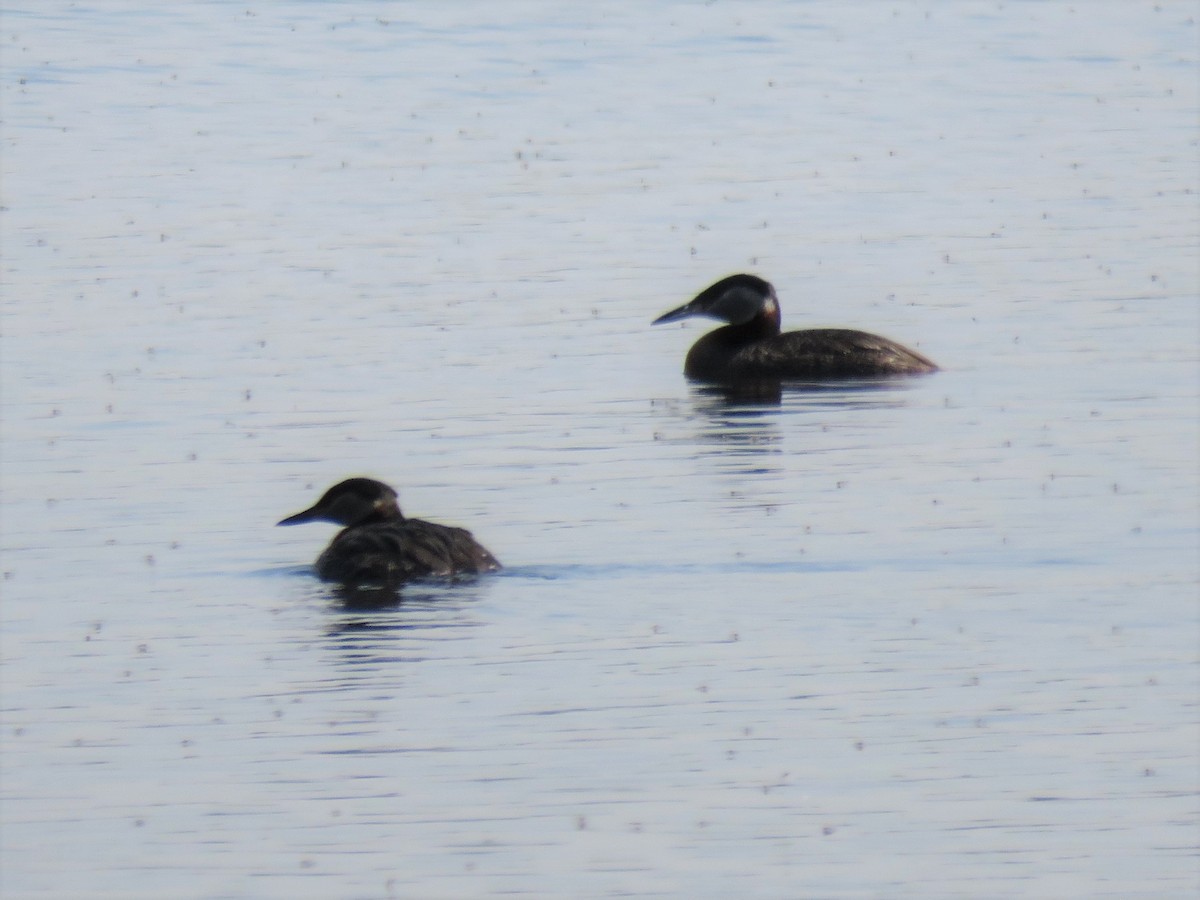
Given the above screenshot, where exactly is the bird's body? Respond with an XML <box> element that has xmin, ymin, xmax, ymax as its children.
<box><xmin>654</xmin><ymin>274</ymin><xmax>937</xmax><ymax>383</ymax></box>
<box><xmin>312</xmin><ymin>518</ymin><xmax>500</xmax><ymax>585</ymax></box>
<box><xmin>278</xmin><ymin>478</ymin><xmax>499</xmax><ymax>588</ymax></box>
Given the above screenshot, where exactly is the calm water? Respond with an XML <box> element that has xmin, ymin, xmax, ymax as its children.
<box><xmin>2</xmin><ymin>2</ymin><xmax>1197</xmax><ymax>897</ymax></box>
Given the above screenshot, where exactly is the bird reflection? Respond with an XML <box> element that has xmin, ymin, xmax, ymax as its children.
<box><xmin>650</xmin><ymin>378</ymin><xmax>924</xmax><ymax>481</ymax></box>
<box><xmin>691</xmin><ymin>376</ymin><xmax>918</xmax><ymax>411</ymax></box>
<box><xmin>295</xmin><ymin>585</ymin><xmax>486</xmax><ymax>691</ymax></box>
<box><xmin>695</xmin><ymin>379</ymin><xmax>784</xmax><ymax>405</ymax></box>
<box><xmin>323</xmin><ymin>581</ymin><xmax>486</xmax><ymax>635</ymax></box>
<box><xmin>332</xmin><ymin>583</ymin><xmax>405</xmax><ymax>610</ymax></box>
<box><xmin>689</xmin><ymin>393</ymin><xmax>786</xmax><ymax>476</ymax></box>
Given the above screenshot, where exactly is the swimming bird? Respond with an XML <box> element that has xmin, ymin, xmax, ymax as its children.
<box><xmin>652</xmin><ymin>274</ymin><xmax>937</xmax><ymax>382</ymax></box>
<box><xmin>277</xmin><ymin>478</ymin><xmax>500</xmax><ymax>587</ymax></box>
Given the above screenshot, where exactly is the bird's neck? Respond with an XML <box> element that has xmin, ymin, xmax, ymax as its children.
<box><xmin>718</xmin><ymin>309</ymin><xmax>780</xmax><ymax>343</ymax></box>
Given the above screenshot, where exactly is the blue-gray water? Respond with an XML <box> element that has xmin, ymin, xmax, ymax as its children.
<box><xmin>2</xmin><ymin>3</ymin><xmax>1197</xmax><ymax>897</ymax></box>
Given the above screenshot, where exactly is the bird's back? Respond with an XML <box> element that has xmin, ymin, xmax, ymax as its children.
<box><xmin>316</xmin><ymin>518</ymin><xmax>501</xmax><ymax>586</ymax></box>
<box><xmin>686</xmin><ymin>327</ymin><xmax>937</xmax><ymax>381</ymax></box>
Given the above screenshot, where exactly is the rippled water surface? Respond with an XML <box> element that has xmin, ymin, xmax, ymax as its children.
<box><xmin>3</xmin><ymin>2</ymin><xmax>1197</xmax><ymax>897</ymax></box>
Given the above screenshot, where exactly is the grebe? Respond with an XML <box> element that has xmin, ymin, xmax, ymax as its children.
<box><xmin>278</xmin><ymin>478</ymin><xmax>500</xmax><ymax>586</ymax></box>
<box><xmin>653</xmin><ymin>274</ymin><xmax>937</xmax><ymax>382</ymax></box>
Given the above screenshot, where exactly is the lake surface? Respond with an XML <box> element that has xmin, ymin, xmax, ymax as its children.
<box><xmin>2</xmin><ymin>2</ymin><xmax>1197</xmax><ymax>897</ymax></box>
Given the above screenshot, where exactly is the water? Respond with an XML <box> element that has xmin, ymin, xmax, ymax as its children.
<box><xmin>2</xmin><ymin>2</ymin><xmax>1197</xmax><ymax>897</ymax></box>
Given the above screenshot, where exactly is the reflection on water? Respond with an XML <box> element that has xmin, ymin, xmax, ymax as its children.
<box><xmin>324</xmin><ymin>578</ymin><xmax>491</xmax><ymax>613</ymax></box>
<box><xmin>320</xmin><ymin>611</ymin><xmax>478</xmax><ymax>664</ymax></box>
<box><xmin>692</xmin><ymin>403</ymin><xmax>783</xmax><ymax>474</ymax></box>
<box><xmin>328</xmin><ymin>584</ymin><xmax>404</xmax><ymax>610</ymax></box>
<box><xmin>652</xmin><ymin>378</ymin><xmax>926</xmax><ymax>477</ymax></box>
<box><xmin>273</xmin><ymin>585</ymin><xmax>492</xmax><ymax>695</ymax></box>
<box><xmin>320</xmin><ymin>582</ymin><xmax>489</xmax><ymax>638</ymax></box>
<box><xmin>688</xmin><ymin>377</ymin><xmax>924</xmax><ymax>412</ymax></box>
